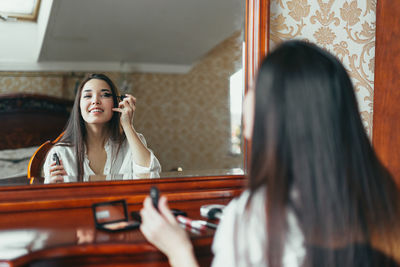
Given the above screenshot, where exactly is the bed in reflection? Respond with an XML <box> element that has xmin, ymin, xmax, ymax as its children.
<box><xmin>0</xmin><ymin>93</ymin><xmax>73</xmax><ymax>180</ymax></box>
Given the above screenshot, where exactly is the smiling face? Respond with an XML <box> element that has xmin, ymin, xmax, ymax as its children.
<box><xmin>79</xmin><ymin>79</ymin><xmax>115</xmax><ymax>126</ymax></box>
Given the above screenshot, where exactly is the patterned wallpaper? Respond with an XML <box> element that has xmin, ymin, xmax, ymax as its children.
<box><xmin>0</xmin><ymin>73</ymin><xmax>65</xmax><ymax>97</ymax></box>
<box><xmin>270</xmin><ymin>0</ymin><xmax>376</xmax><ymax>136</ymax></box>
<box><xmin>0</xmin><ymin>32</ymin><xmax>243</xmax><ymax>172</ymax></box>
<box><xmin>131</xmin><ymin>31</ymin><xmax>243</xmax><ymax>172</ymax></box>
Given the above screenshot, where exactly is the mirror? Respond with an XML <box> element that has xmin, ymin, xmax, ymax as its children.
<box><xmin>0</xmin><ymin>0</ymin><xmax>246</xmax><ymax>183</ymax></box>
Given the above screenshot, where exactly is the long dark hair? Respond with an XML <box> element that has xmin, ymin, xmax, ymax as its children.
<box><xmin>57</xmin><ymin>73</ymin><xmax>125</xmax><ymax>181</ymax></box>
<box><xmin>249</xmin><ymin>40</ymin><xmax>400</xmax><ymax>266</ymax></box>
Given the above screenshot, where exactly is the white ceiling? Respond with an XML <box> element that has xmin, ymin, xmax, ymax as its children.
<box><xmin>0</xmin><ymin>0</ymin><xmax>244</xmax><ymax>73</ymax></box>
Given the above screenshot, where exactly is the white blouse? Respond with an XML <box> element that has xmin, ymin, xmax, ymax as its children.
<box><xmin>211</xmin><ymin>187</ymin><xmax>305</xmax><ymax>267</ymax></box>
<box><xmin>43</xmin><ymin>133</ymin><xmax>161</xmax><ymax>183</ymax></box>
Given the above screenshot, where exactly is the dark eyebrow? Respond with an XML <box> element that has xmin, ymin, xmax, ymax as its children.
<box><xmin>82</xmin><ymin>89</ymin><xmax>111</xmax><ymax>93</ymax></box>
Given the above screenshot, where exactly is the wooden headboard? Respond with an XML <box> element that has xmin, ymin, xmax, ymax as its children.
<box><xmin>0</xmin><ymin>93</ymin><xmax>73</xmax><ymax>150</ymax></box>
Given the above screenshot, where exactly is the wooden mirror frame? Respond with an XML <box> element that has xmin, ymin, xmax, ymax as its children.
<box><xmin>373</xmin><ymin>0</ymin><xmax>400</xmax><ymax>185</ymax></box>
<box><xmin>0</xmin><ymin>0</ymin><xmax>271</xmax><ymax>213</ymax></box>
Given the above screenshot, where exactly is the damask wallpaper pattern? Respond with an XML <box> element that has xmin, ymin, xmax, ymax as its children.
<box><xmin>131</xmin><ymin>32</ymin><xmax>243</xmax><ymax>172</ymax></box>
<box><xmin>270</xmin><ymin>0</ymin><xmax>376</xmax><ymax>136</ymax></box>
<box><xmin>0</xmin><ymin>74</ymin><xmax>64</xmax><ymax>97</ymax></box>
<box><xmin>0</xmin><ymin>32</ymin><xmax>243</xmax><ymax>172</ymax></box>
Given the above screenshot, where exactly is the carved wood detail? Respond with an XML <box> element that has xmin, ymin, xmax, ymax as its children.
<box><xmin>0</xmin><ymin>94</ymin><xmax>73</xmax><ymax>150</ymax></box>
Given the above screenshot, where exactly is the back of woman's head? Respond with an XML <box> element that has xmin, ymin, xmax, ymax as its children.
<box><xmin>249</xmin><ymin>40</ymin><xmax>400</xmax><ymax>266</ymax></box>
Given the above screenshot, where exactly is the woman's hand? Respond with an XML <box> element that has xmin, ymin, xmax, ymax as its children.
<box><xmin>140</xmin><ymin>196</ymin><xmax>199</xmax><ymax>267</ymax></box>
<box><xmin>48</xmin><ymin>159</ymin><xmax>67</xmax><ymax>183</ymax></box>
<box><xmin>113</xmin><ymin>93</ymin><xmax>152</xmax><ymax>168</ymax></box>
<box><xmin>112</xmin><ymin>94</ymin><xmax>136</xmax><ymax>129</ymax></box>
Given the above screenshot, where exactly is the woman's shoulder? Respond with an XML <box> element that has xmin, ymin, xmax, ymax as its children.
<box><xmin>225</xmin><ymin>187</ymin><xmax>265</xmax><ymax>213</ymax></box>
<box><xmin>215</xmin><ymin>187</ymin><xmax>267</xmax><ymax>242</ymax></box>
<box><xmin>46</xmin><ymin>144</ymin><xmax>75</xmax><ymax>162</ymax></box>
<box><xmin>50</xmin><ymin>144</ymin><xmax>74</xmax><ymax>153</ymax></box>
<box><xmin>211</xmin><ymin>188</ymin><xmax>267</xmax><ymax>266</ymax></box>
<box><xmin>213</xmin><ymin>187</ymin><xmax>304</xmax><ymax>267</ymax></box>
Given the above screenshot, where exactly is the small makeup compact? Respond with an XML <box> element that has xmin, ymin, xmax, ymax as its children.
<box><xmin>92</xmin><ymin>200</ymin><xmax>140</xmax><ymax>232</ymax></box>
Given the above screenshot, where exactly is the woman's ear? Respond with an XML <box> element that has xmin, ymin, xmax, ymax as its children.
<box><xmin>243</xmin><ymin>88</ymin><xmax>255</xmax><ymax>140</ymax></box>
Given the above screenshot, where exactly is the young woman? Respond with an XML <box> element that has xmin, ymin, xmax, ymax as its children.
<box><xmin>44</xmin><ymin>73</ymin><xmax>161</xmax><ymax>183</ymax></box>
<box><xmin>139</xmin><ymin>41</ymin><xmax>400</xmax><ymax>266</ymax></box>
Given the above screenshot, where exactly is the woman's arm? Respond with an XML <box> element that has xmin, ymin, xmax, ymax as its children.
<box><xmin>140</xmin><ymin>196</ymin><xmax>199</xmax><ymax>267</ymax></box>
<box><xmin>112</xmin><ymin>94</ymin><xmax>151</xmax><ymax>167</ymax></box>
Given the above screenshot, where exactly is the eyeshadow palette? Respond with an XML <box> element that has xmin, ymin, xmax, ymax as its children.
<box><xmin>92</xmin><ymin>199</ymin><xmax>140</xmax><ymax>232</ymax></box>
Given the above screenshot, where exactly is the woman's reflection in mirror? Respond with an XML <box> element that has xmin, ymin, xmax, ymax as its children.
<box><xmin>139</xmin><ymin>41</ymin><xmax>400</xmax><ymax>267</ymax></box>
<box><xmin>43</xmin><ymin>73</ymin><xmax>161</xmax><ymax>183</ymax></box>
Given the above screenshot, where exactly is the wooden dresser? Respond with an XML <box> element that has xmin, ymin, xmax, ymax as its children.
<box><xmin>0</xmin><ymin>175</ymin><xmax>245</xmax><ymax>266</ymax></box>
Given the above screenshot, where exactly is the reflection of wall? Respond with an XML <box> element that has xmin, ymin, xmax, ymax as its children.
<box><xmin>270</xmin><ymin>0</ymin><xmax>376</xmax><ymax>137</ymax></box>
<box><xmin>0</xmin><ymin>32</ymin><xmax>243</xmax><ymax>172</ymax></box>
<box><xmin>0</xmin><ymin>73</ymin><xmax>65</xmax><ymax>97</ymax></box>
<box><xmin>133</xmin><ymin>32</ymin><xmax>243</xmax><ymax>171</ymax></box>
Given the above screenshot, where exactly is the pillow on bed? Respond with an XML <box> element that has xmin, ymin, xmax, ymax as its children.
<box><xmin>0</xmin><ymin>146</ymin><xmax>39</xmax><ymax>179</ymax></box>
